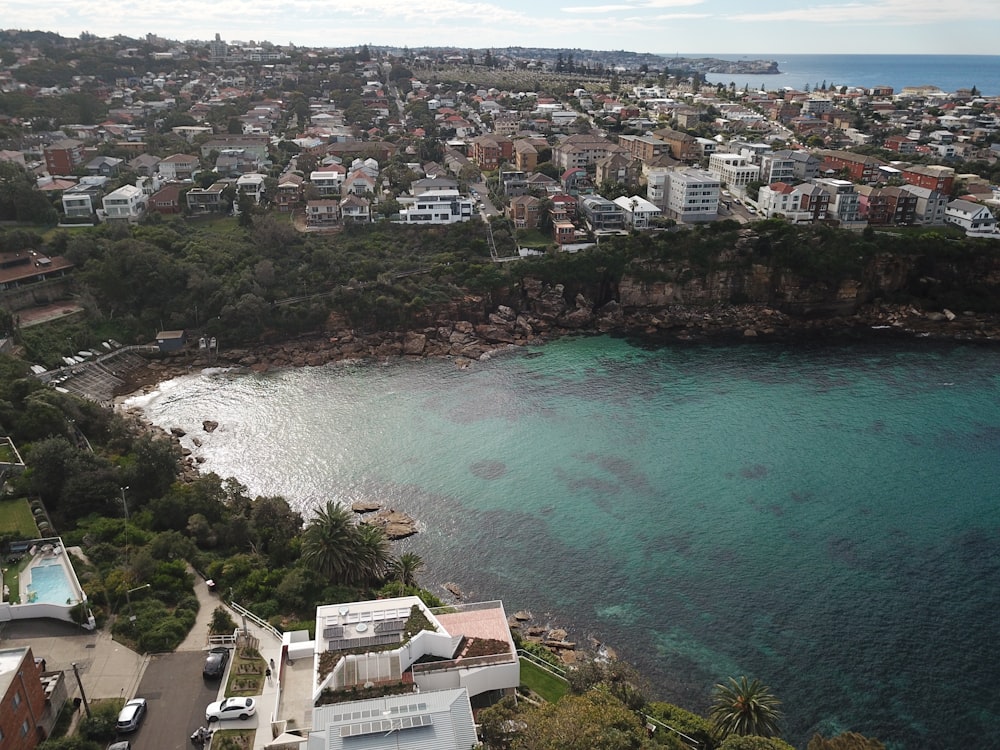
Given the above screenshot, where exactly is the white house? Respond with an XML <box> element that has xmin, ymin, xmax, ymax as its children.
<box><xmin>101</xmin><ymin>184</ymin><xmax>147</xmax><ymax>221</ymax></box>
<box><xmin>311</xmin><ymin>166</ymin><xmax>346</xmax><ymax>197</ymax></box>
<box><xmin>613</xmin><ymin>195</ymin><xmax>662</xmax><ymax>229</ymax></box>
<box><xmin>236</xmin><ymin>173</ymin><xmax>266</xmax><ymax>204</ymax></box>
<box><xmin>945</xmin><ymin>199</ymin><xmax>998</xmax><ymax>236</ymax></box>
<box><xmin>396</xmin><ymin>189</ymin><xmax>475</xmax><ymax>225</ymax></box>
<box><xmin>708</xmin><ymin>152</ymin><xmax>760</xmax><ymax>189</ymax></box>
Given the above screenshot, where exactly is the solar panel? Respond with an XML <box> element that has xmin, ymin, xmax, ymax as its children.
<box><xmin>373</xmin><ymin>619</ymin><xmax>404</xmax><ymax>633</ymax></box>
<box><xmin>327</xmin><ymin>633</ymin><xmax>403</xmax><ymax>651</ymax></box>
<box><xmin>338</xmin><ymin>715</ymin><xmax>433</xmax><ymax>737</ymax></box>
<box><xmin>322</xmin><ymin>625</ymin><xmax>343</xmax><ymax>639</ymax></box>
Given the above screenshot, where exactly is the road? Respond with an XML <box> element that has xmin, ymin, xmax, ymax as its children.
<box><xmin>131</xmin><ymin>651</ymin><xmax>231</xmax><ymax>750</ymax></box>
<box><xmin>471</xmin><ymin>180</ymin><xmax>501</xmax><ymax>218</ymax></box>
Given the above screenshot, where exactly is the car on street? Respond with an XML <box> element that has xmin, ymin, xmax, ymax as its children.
<box><xmin>202</xmin><ymin>647</ymin><xmax>230</xmax><ymax>679</ymax></box>
<box><xmin>205</xmin><ymin>697</ymin><xmax>256</xmax><ymax>723</ymax></box>
<box><xmin>108</xmin><ymin>742</ymin><xmax>131</xmax><ymax>750</ymax></box>
<box><xmin>116</xmin><ymin>698</ymin><xmax>147</xmax><ymax>733</ymax></box>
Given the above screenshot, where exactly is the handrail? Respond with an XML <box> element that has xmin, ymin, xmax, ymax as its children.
<box><xmin>411</xmin><ymin>650</ymin><xmax>516</xmax><ymax>674</ymax></box>
<box><xmin>230</xmin><ymin>600</ymin><xmax>283</xmax><ymax>641</ymax></box>
<box><xmin>516</xmin><ymin>649</ymin><xmax>568</xmax><ymax>679</ymax></box>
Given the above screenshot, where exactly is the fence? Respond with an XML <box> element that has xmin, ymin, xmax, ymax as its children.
<box><xmin>230</xmin><ymin>600</ymin><xmax>283</xmax><ymax>641</ymax></box>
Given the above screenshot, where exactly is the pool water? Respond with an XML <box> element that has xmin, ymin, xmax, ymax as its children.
<box><xmin>27</xmin><ymin>561</ymin><xmax>78</xmax><ymax>605</ymax></box>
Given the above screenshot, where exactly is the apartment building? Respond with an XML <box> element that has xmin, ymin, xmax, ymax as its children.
<box><xmin>708</xmin><ymin>153</ymin><xmax>760</xmax><ymax>189</ymax></box>
<box><xmin>666</xmin><ymin>169</ymin><xmax>721</xmax><ymax>223</ymax></box>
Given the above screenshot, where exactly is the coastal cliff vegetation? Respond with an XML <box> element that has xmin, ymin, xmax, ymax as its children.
<box><xmin>6</xmin><ymin>216</ymin><xmax>1000</xmax><ymax>369</ymax></box>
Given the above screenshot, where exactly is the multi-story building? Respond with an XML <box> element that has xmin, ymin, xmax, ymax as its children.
<box><xmin>856</xmin><ymin>185</ymin><xmax>918</xmax><ymax>225</ymax></box>
<box><xmin>514</xmin><ymin>139</ymin><xmax>538</xmax><ymax>172</ymax></box>
<box><xmin>157</xmin><ymin>154</ymin><xmax>200</xmax><ymax>181</ymax></box>
<box><xmin>595</xmin><ymin>153</ymin><xmax>640</xmax><ymax>188</ymax></box>
<box><xmin>43</xmin><ymin>139</ymin><xmax>85</xmax><ymax>174</ymax></box>
<box><xmin>185</xmin><ymin>182</ymin><xmax>229</xmax><ymax>214</ymax></box>
<box><xmin>147</xmin><ymin>183</ymin><xmax>184</xmax><ymax>215</ymax></box>
<box><xmin>305</xmin><ymin>199</ymin><xmax>340</xmax><ymax>226</ymax></box>
<box><xmin>0</xmin><ymin>647</ymin><xmax>47</xmax><ymax>750</ymax></box>
<box><xmin>758</xmin><ymin>152</ymin><xmax>797</xmax><ymax>184</ymax></box>
<box><xmin>708</xmin><ymin>153</ymin><xmax>760</xmax><ymax>189</ymax></box>
<box><xmin>470</xmin><ymin>135</ymin><xmax>513</xmax><ymax>170</ymax></box>
<box><xmin>507</xmin><ymin>195</ymin><xmax>542</xmax><ymax>229</ymax></box>
<box><xmin>815</xmin><ymin>150</ymin><xmax>885</xmax><ymax>184</ymax></box>
<box><xmin>101</xmin><ymin>184</ymin><xmax>147</xmax><ymax>221</ymax></box>
<box><xmin>310</xmin><ymin>166</ymin><xmax>346</xmax><ymax>197</ymax></box>
<box><xmin>757</xmin><ymin>182</ymin><xmax>831</xmax><ymax>224</ymax></box>
<box><xmin>339</xmin><ymin>195</ymin><xmax>371</xmax><ymax>223</ymax></box>
<box><xmin>236</xmin><ymin>173</ymin><xmax>266</xmax><ymax>205</ymax></box>
<box><xmin>666</xmin><ymin>168</ymin><xmax>721</xmax><ymax>223</ymax></box>
<box><xmin>901</xmin><ymin>164</ymin><xmax>955</xmax><ymax>195</ymax></box>
<box><xmin>650</xmin><ymin>128</ymin><xmax>701</xmax><ymax>162</ymax></box>
<box><xmin>552</xmin><ymin>134</ymin><xmax>624</xmax><ymax>171</ymax></box>
<box><xmin>61</xmin><ymin>183</ymin><xmax>103</xmax><ymax>219</ymax></box>
<box><xmin>901</xmin><ymin>185</ymin><xmax>948</xmax><ymax>226</ymax></box>
<box><xmin>813</xmin><ymin>178</ymin><xmax>865</xmax><ymax>228</ymax></box>
<box><xmin>397</xmin><ymin>189</ymin><xmax>475</xmax><ymax>225</ymax></box>
<box><xmin>580</xmin><ymin>196</ymin><xmax>625</xmax><ymax>231</ymax></box>
<box><xmin>274</xmin><ymin>173</ymin><xmax>303</xmax><ymax>212</ymax></box>
<box><xmin>617</xmin><ymin>135</ymin><xmax>668</xmax><ymax>164</ymax></box>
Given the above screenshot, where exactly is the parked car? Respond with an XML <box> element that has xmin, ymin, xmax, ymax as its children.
<box><xmin>108</xmin><ymin>742</ymin><xmax>131</xmax><ymax>750</ymax></box>
<box><xmin>203</xmin><ymin>646</ymin><xmax>230</xmax><ymax>679</ymax></box>
<box><xmin>116</xmin><ymin>698</ymin><xmax>147</xmax><ymax>733</ymax></box>
<box><xmin>205</xmin><ymin>697</ymin><xmax>256</xmax><ymax>723</ymax></box>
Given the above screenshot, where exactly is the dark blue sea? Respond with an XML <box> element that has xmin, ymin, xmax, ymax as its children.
<box><xmin>691</xmin><ymin>54</ymin><xmax>1000</xmax><ymax>96</ymax></box>
<box><xmin>131</xmin><ymin>337</ymin><xmax>1000</xmax><ymax>749</ymax></box>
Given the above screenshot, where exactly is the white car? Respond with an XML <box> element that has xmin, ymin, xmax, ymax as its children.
<box><xmin>205</xmin><ymin>697</ymin><xmax>256</xmax><ymax>723</ymax></box>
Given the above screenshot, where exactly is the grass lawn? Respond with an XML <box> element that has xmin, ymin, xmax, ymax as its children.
<box><xmin>519</xmin><ymin>657</ymin><xmax>569</xmax><ymax>703</ymax></box>
<box><xmin>0</xmin><ymin>498</ymin><xmax>38</xmax><ymax>536</ymax></box>
<box><xmin>516</xmin><ymin>228</ymin><xmax>553</xmax><ymax>249</ymax></box>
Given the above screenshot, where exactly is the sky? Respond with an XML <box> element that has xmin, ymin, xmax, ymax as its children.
<box><xmin>3</xmin><ymin>0</ymin><xmax>998</xmax><ymax>56</ymax></box>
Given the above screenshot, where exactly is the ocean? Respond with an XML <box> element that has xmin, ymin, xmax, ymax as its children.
<box><xmin>692</xmin><ymin>53</ymin><xmax>1000</xmax><ymax>96</ymax></box>
<box><xmin>129</xmin><ymin>336</ymin><xmax>1000</xmax><ymax>749</ymax></box>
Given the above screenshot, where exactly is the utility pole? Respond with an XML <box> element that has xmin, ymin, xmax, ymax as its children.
<box><xmin>71</xmin><ymin>663</ymin><xmax>92</xmax><ymax>718</ymax></box>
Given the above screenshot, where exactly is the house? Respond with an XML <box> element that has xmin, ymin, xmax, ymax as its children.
<box><xmin>945</xmin><ymin>199</ymin><xmax>998</xmax><ymax>235</ymax></box>
<box><xmin>0</xmin><ymin>647</ymin><xmax>50</xmax><ymax>750</ymax></box>
<box><xmin>306</xmin><ymin>199</ymin><xmax>340</xmax><ymax>226</ymax></box>
<box><xmin>342</xmin><ymin>170</ymin><xmax>376</xmax><ymax>198</ymax></box>
<box><xmin>310</xmin><ymin>165</ymin><xmax>347</xmax><ymax>197</ymax></box>
<box><xmin>549</xmin><ymin>193</ymin><xmax>578</xmax><ymax>222</ymax></box>
<box><xmin>128</xmin><ymin>153</ymin><xmax>161</xmax><ymax>176</ymax></box>
<box><xmin>43</xmin><ymin>139</ymin><xmax>85</xmax><ymax>174</ymax></box>
<box><xmin>758</xmin><ymin>182</ymin><xmax>831</xmax><ymax>223</ymax></box>
<box><xmin>185</xmin><ymin>182</ymin><xmax>230</xmax><ymax>214</ymax></box>
<box><xmin>397</xmin><ymin>189</ymin><xmax>474</xmax><ymax>225</ymax></box>
<box><xmin>507</xmin><ymin>195</ymin><xmax>542</xmax><ymax>229</ymax></box>
<box><xmin>901</xmin><ymin>185</ymin><xmax>948</xmax><ymax>226</ymax></box>
<box><xmin>101</xmin><ymin>184</ymin><xmax>146</xmax><ymax>221</ymax></box>
<box><xmin>411</xmin><ymin>176</ymin><xmax>458</xmax><ymax>195</ymax></box>
<box><xmin>84</xmin><ymin>156</ymin><xmax>123</xmax><ymax>177</ymax></box>
<box><xmin>274</xmin><ymin>173</ymin><xmax>303</xmax><ymax>212</ymax></box>
<box><xmin>901</xmin><ymin>164</ymin><xmax>955</xmax><ymax>194</ymax></box>
<box><xmin>236</xmin><ymin>173</ymin><xmax>266</xmax><ymax>205</ymax></box>
<box><xmin>553</xmin><ymin>221</ymin><xmax>576</xmax><ymax>245</ymax></box>
<box><xmin>61</xmin><ymin>183</ymin><xmax>103</xmax><ymax>220</ymax></box>
<box><xmin>340</xmin><ymin>195</ymin><xmax>371</xmax><ymax>223</ymax></box>
<box><xmin>147</xmin><ymin>183</ymin><xmax>185</xmax><ymax>215</ymax></box>
<box><xmin>200</xmin><ymin>134</ymin><xmax>270</xmax><ymax>162</ymax></box>
<box><xmin>158</xmin><ymin>154</ymin><xmax>200</xmax><ymax>181</ymax></box>
<box><xmin>613</xmin><ymin>195</ymin><xmax>662</xmax><ymax>229</ymax></box>
<box><xmin>525</xmin><ymin>172</ymin><xmax>559</xmax><ymax>194</ymax></box>
<box><xmin>580</xmin><ymin>196</ymin><xmax>625</xmax><ymax>231</ymax></box>
<box><xmin>298</xmin><ymin>596</ymin><xmax>518</xmax><ymax>705</ymax></box>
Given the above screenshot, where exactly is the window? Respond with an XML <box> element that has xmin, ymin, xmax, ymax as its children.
<box><xmin>13</xmin><ymin>690</ymin><xmax>21</xmax><ymax>708</ymax></box>
<box><xmin>21</xmin><ymin>719</ymin><xmax>30</xmax><ymax>737</ymax></box>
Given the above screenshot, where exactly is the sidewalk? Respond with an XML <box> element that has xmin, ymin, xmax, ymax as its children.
<box><xmin>184</xmin><ymin>572</ymin><xmax>289</xmax><ymax>750</ymax></box>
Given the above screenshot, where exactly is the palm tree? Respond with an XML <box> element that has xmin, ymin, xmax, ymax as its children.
<box><xmin>300</xmin><ymin>501</ymin><xmax>356</xmax><ymax>583</ymax></box>
<box><xmin>390</xmin><ymin>552</ymin><xmax>425</xmax><ymax>587</ymax></box>
<box><xmin>710</xmin><ymin>675</ymin><xmax>783</xmax><ymax>739</ymax></box>
<box><xmin>351</xmin><ymin>524</ymin><xmax>391</xmax><ymax>586</ymax></box>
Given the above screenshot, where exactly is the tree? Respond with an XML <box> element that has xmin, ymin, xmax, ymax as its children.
<box><xmin>390</xmin><ymin>551</ymin><xmax>425</xmax><ymax>586</ymax></box>
<box><xmin>352</xmin><ymin>523</ymin><xmax>390</xmax><ymax>586</ymax></box>
<box><xmin>300</xmin><ymin>501</ymin><xmax>357</xmax><ymax>583</ymax></box>
<box><xmin>511</xmin><ymin>688</ymin><xmax>654</xmax><ymax>750</ymax></box>
<box><xmin>720</xmin><ymin>737</ymin><xmax>795</xmax><ymax>750</ymax></box>
<box><xmin>710</xmin><ymin>676</ymin><xmax>783</xmax><ymax>740</ymax></box>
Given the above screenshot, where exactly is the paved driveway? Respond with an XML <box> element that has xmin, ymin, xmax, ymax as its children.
<box><xmin>132</xmin><ymin>651</ymin><xmax>232</xmax><ymax>750</ymax></box>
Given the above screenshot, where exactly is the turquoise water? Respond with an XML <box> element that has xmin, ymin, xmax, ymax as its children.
<box><xmin>133</xmin><ymin>336</ymin><xmax>1000</xmax><ymax>748</ymax></box>
<box><xmin>28</xmin><ymin>560</ymin><xmax>76</xmax><ymax>604</ymax></box>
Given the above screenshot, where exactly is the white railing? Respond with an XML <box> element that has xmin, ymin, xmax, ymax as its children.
<box><xmin>230</xmin><ymin>601</ymin><xmax>283</xmax><ymax>641</ymax></box>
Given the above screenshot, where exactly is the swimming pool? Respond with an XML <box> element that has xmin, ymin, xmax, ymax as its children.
<box><xmin>26</xmin><ymin>560</ymin><xmax>80</xmax><ymax>605</ymax></box>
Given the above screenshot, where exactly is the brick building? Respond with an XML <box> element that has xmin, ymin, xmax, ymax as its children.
<box><xmin>43</xmin><ymin>139</ymin><xmax>85</xmax><ymax>174</ymax></box>
<box><xmin>0</xmin><ymin>647</ymin><xmax>47</xmax><ymax>750</ymax></box>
